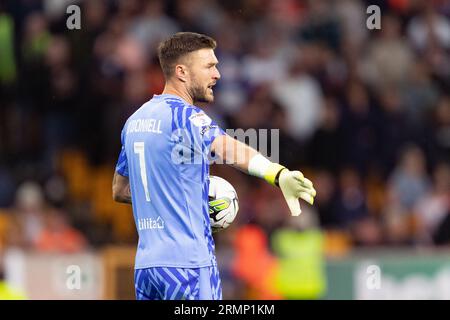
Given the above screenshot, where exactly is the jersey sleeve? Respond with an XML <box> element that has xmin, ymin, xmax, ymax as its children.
<box><xmin>115</xmin><ymin>127</ymin><xmax>129</xmax><ymax>177</ymax></box>
<box><xmin>186</xmin><ymin>107</ymin><xmax>225</xmax><ymax>154</ymax></box>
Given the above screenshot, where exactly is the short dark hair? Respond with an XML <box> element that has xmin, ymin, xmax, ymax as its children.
<box><xmin>157</xmin><ymin>32</ymin><xmax>217</xmax><ymax>79</ymax></box>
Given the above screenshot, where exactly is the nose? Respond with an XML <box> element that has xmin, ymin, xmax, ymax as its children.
<box><xmin>213</xmin><ymin>67</ymin><xmax>221</xmax><ymax>80</ymax></box>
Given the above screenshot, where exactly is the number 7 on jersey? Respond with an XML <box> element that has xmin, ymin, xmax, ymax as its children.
<box><xmin>134</xmin><ymin>142</ymin><xmax>151</xmax><ymax>202</ymax></box>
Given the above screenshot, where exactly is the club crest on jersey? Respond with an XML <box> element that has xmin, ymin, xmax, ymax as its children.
<box><xmin>189</xmin><ymin>113</ymin><xmax>212</xmax><ymax>127</ymax></box>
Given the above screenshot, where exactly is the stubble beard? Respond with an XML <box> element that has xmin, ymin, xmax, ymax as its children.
<box><xmin>189</xmin><ymin>81</ymin><xmax>213</xmax><ymax>104</ymax></box>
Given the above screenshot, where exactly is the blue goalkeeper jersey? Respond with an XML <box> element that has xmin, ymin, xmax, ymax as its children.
<box><xmin>115</xmin><ymin>94</ymin><xmax>225</xmax><ymax>269</ymax></box>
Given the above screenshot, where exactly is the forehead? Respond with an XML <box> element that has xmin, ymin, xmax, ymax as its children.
<box><xmin>185</xmin><ymin>48</ymin><xmax>218</xmax><ymax>65</ymax></box>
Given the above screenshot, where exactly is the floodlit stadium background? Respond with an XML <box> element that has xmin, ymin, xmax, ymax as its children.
<box><xmin>0</xmin><ymin>0</ymin><xmax>449</xmax><ymax>299</ymax></box>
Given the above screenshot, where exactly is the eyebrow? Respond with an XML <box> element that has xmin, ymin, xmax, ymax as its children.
<box><xmin>206</xmin><ymin>61</ymin><xmax>218</xmax><ymax>67</ymax></box>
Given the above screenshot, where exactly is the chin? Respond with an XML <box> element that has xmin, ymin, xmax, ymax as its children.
<box><xmin>206</xmin><ymin>91</ymin><xmax>215</xmax><ymax>103</ymax></box>
<box><xmin>195</xmin><ymin>93</ymin><xmax>214</xmax><ymax>104</ymax></box>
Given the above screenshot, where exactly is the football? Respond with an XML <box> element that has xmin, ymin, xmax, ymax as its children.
<box><xmin>208</xmin><ymin>176</ymin><xmax>239</xmax><ymax>232</ymax></box>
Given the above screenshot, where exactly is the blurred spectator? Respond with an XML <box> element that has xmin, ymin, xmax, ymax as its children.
<box><xmin>360</xmin><ymin>14</ymin><xmax>414</xmax><ymax>91</ymax></box>
<box><xmin>350</xmin><ymin>215</ymin><xmax>382</xmax><ymax>246</ymax></box>
<box><xmin>388</xmin><ymin>145</ymin><xmax>431</xmax><ymax>211</ymax></box>
<box><xmin>382</xmin><ymin>202</ymin><xmax>413</xmax><ymax>245</ymax></box>
<box><xmin>8</xmin><ymin>182</ymin><xmax>46</xmax><ymax>248</ymax></box>
<box><xmin>383</xmin><ymin>145</ymin><xmax>431</xmax><ymax>245</ymax></box>
<box><xmin>401</xmin><ymin>60</ymin><xmax>440</xmax><ymax>128</ymax></box>
<box><xmin>407</xmin><ymin>1</ymin><xmax>450</xmax><ymax>52</ymax></box>
<box><xmin>340</xmin><ymin>80</ymin><xmax>378</xmax><ymax>175</ymax></box>
<box><xmin>213</xmin><ymin>18</ymin><xmax>248</xmax><ymax>115</ymax></box>
<box><xmin>231</xmin><ymin>224</ymin><xmax>281</xmax><ymax>299</ymax></box>
<box><xmin>313</xmin><ymin>170</ymin><xmax>339</xmax><ymax>228</ymax></box>
<box><xmin>128</xmin><ymin>0</ymin><xmax>180</xmax><ymax>55</ymax></box>
<box><xmin>21</xmin><ymin>12</ymin><xmax>50</xmax><ymax>63</ymax></box>
<box><xmin>405</xmin><ymin>1</ymin><xmax>450</xmax><ymax>92</ymax></box>
<box><xmin>335</xmin><ymin>0</ymin><xmax>368</xmax><ymax>52</ymax></box>
<box><xmin>376</xmin><ymin>87</ymin><xmax>412</xmax><ymax>173</ymax></box>
<box><xmin>67</xmin><ymin>0</ymin><xmax>108</xmax><ymax>77</ymax></box>
<box><xmin>42</xmin><ymin>35</ymin><xmax>79</xmax><ymax>164</ymax></box>
<box><xmin>298</xmin><ymin>0</ymin><xmax>341</xmax><ymax>51</ymax></box>
<box><xmin>34</xmin><ymin>207</ymin><xmax>87</xmax><ymax>253</ymax></box>
<box><xmin>270</xmin><ymin>100</ymin><xmax>303</xmax><ymax>168</ymax></box>
<box><xmin>242</xmin><ymin>27</ymin><xmax>290</xmax><ymax>87</ymax></box>
<box><xmin>271</xmin><ymin>44</ymin><xmax>323</xmax><ymax>141</ymax></box>
<box><xmin>415</xmin><ymin>162</ymin><xmax>450</xmax><ymax>245</ymax></box>
<box><xmin>232</xmin><ymin>85</ymin><xmax>275</xmax><ymax>130</ymax></box>
<box><xmin>333</xmin><ymin>168</ymin><xmax>370</xmax><ymax>229</ymax></box>
<box><xmin>173</xmin><ymin>0</ymin><xmax>224</xmax><ymax>34</ymax></box>
<box><xmin>308</xmin><ymin>97</ymin><xmax>343</xmax><ymax>173</ymax></box>
<box><xmin>250</xmin><ymin>181</ymin><xmax>290</xmax><ymax>237</ymax></box>
<box><xmin>431</xmin><ymin>95</ymin><xmax>450</xmax><ymax>164</ymax></box>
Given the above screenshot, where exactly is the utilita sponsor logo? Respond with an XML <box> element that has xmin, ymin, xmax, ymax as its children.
<box><xmin>138</xmin><ymin>216</ymin><xmax>165</xmax><ymax>231</ymax></box>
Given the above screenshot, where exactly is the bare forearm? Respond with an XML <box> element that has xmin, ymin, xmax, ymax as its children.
<box><xmin>211</xmin><ymin>134</ymin><xmax>285</xmax><ymax>187</ymax></box>
<box><xmin>112</xmin><ymin>172</ymin><xmax>132</xmax><ymax>204</ymax></box>
<box><xmin>114</xmin><ymin>189</ymin><xmax>132</xmax><ymax>204</ymax></box>
<box><xmin>212</xmin><ymin>135</ymin><xmax>259</xmax><ymax>173</ymax></box>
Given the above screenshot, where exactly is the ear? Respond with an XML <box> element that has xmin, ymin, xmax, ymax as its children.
<box><xmin>174</xmin><ymin>64</ymin><xmax>189</xmax><ymax>83</ymax></box>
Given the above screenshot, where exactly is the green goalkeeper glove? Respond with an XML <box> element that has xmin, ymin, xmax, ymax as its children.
<box><xmin>263</xmin><ymin>163</ymin><xmax>316</xmax><ymax>216</ymax></box>
<box><xmin>278</xmin><ymin>169</ymin><xmax>315</xmax><ymax>216</ymax></box>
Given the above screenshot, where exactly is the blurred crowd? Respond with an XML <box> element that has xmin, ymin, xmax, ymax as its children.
<box><xmin>0</xmin><ymin>0</ymin><xmax>449</xmax><ymax>265</ymax></box>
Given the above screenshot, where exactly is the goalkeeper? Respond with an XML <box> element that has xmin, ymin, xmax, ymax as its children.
<box><xmin>112</xmin><ymin>32</ymin><xmax>316</xmax><ymax>301</ymax></box>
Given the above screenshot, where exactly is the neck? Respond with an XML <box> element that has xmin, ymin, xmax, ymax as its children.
<box><xmin>162</xmin><ymin>82</ymin><xmax>193</xmax><ymax>105</ymax></box>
